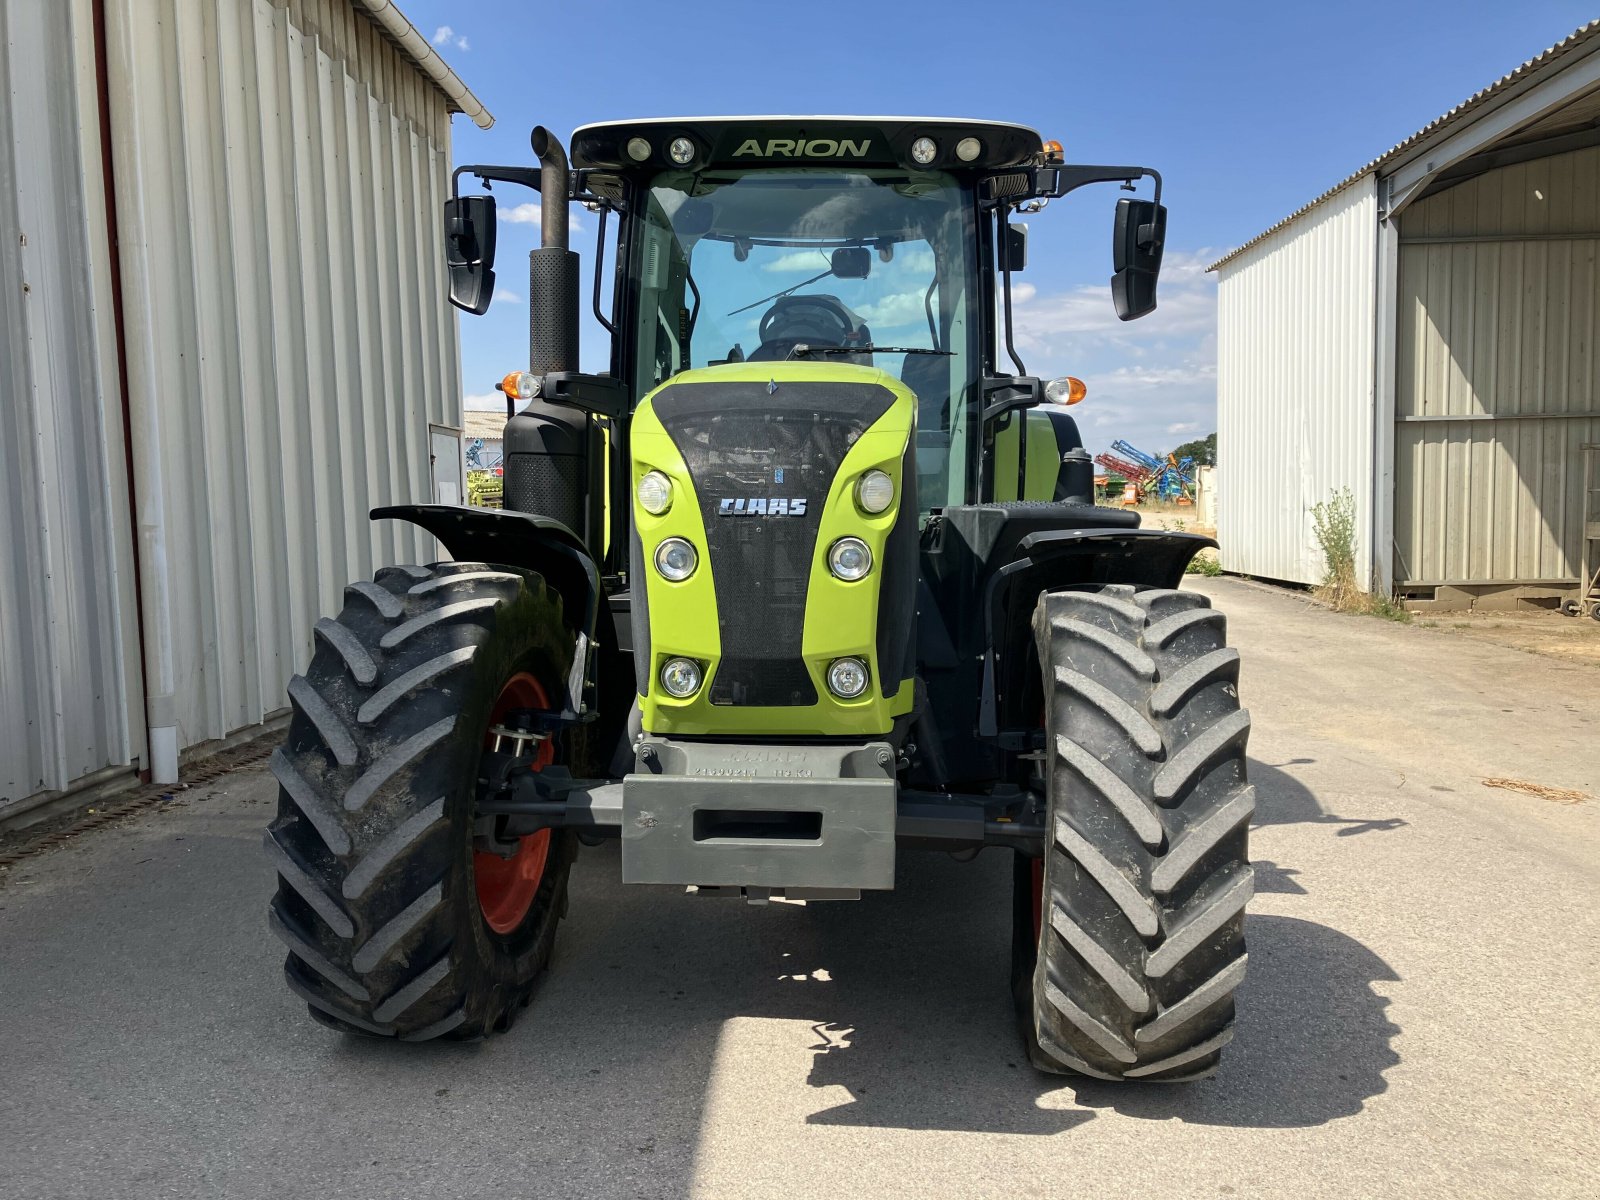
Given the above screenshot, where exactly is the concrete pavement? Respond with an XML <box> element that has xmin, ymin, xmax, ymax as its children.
<box><xmin>1</xmin><ymin>577</ymin><xmax>1597</xmax><ymax>1199</ymax></box>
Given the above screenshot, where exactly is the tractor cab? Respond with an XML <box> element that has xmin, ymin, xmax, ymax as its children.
<box><xmin>445</xmin><ymin>117</ymin><xmax>1168</xmax><ymax>543</ymax></box>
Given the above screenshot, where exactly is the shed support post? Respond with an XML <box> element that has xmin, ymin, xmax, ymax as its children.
<box><xmin>1371</xmin><ymin>203</ymin><xmax>1400</xmax><ymax>597</ymax></box>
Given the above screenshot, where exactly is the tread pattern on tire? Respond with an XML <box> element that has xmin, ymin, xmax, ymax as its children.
<box><xmin>266</xmin><ymin>561</ymin><xmax>575</xmax><ymax>1040</ymax></box>
<box><xmin>1027</xmin><ymin>584</ymin><xmax>1253</xmax><ymax>1081</ymax></box>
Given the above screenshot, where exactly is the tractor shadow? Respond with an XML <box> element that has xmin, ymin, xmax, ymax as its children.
<box><xmin>494</xmin><ymin>836</ymin><xmax>1397</xmax><ymax>1139</ymax></box>
<box><xmin>322</xmin><ymin>756</ymin><xmax>1400</xmax><ymax>1150</ymax></box>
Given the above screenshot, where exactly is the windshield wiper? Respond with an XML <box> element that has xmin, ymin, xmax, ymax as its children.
<box><xmin>726</xmin><ymin>263</ymin><xmax>834</xmax><ymax>316</ymax></box>
<box><xmin>787</xmin><ymin>344</ymin><xmax>953</xmax><ymax>359</ymax></box>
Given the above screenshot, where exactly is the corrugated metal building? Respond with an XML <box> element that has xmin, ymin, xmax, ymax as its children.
<box><xmin>1</xmin><ymin>0</ymin><xmax>489</xmax><ymax>823</ymax></box>
<box><xmin>1211</xmin><ymin>21</ymin><xmax>1600</xmax><ymax>604</ymax></box>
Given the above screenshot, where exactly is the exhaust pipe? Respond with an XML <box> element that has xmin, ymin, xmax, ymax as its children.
<box><xmin>528</xmin><ymin>125</ymin><xmax>577</xmax><ymax>374</ymax></box>
<box><xmin>530</xmin><ymin>125</ymin><xmax>569</xmax><ymax>250</ymax></box>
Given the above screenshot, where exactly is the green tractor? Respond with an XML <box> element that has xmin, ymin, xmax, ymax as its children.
<box><xmin>266</xmin><ymin>117</ymin><xmax>1252</xmax><ymax>1081</ymax></box>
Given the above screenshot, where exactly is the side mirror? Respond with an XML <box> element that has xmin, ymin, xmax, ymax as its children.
<box><xmin>831</xmin><ymin>246</ymin><xmax>871</xmax><ymax>279</ymax></box>
<box><xmin>1111</xmin><ymin>198</ymin><xmax>1166</xmax><ymax>321</ymax></box>
<box><xmin>1003</xmin><ymin>222</ymin><xmax>1028</xmax><ymax>273</ymax></box>
<box><xmin>444</xmin><ymin>195</ymin><xmax>497</xmax><ymax>315</ymax></box>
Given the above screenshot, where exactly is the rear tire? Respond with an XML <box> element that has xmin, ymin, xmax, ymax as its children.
<box><xmin>266</xmin><ymin>561</ymin><xmax>578</xmax><ymax>1040</ymax></box>
<box><xmin>1013</xmin><ymin>584</ymin><xmax>1253</xmax><ymax>1081</ymax></box>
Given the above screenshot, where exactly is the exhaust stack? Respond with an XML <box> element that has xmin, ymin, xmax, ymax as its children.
<box><xmin>502</xmin><ymin>125</ymin><xmax>599</xmax><ymax>552</ymax></box>
<box><xmin>528</xmin><ymin>125</ymin><xmax>578</xmax><ymax>374</ymax></box>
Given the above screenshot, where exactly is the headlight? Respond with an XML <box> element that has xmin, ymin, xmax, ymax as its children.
<box><xmin>856</xmin><ymin>469</ymin><xmax>894</xmax><ymax>514</ymax></box>
<box><xmin>910</xmin><ymin>136</ymin><xmax>937</xmax><ymax>165</ymax></box>
<box><xmin>668</xmin><ymin>137</ymin><xmax>695</xmax><ymax>165</ymax></box>
<box><xmin>637</xmin><ymin>470</ymin><xmax>673</xmax><ymax>515</ymax></box>
<box><xmin>654</xmin><ymin>538</ymin><xmax>697</xmax><ymax>581</ymax></box>
<box><xmin>828</xmin><ymin>537</ymin><xmax>872</xmax><ymax>581</ymax></box>
<box><xmin>827</xmin><ymin>658</ymin><xmax>869</xmax><ymax>699</ymax></box>
<box><xmin>626</xmin><ymin>137</ymin><xmax>651</xmax><ymax>162</ymax></box>
<box><xmin>659</xmin><ymin>657</ymin><xmax>702</xmax><ymax>698</ymax></box>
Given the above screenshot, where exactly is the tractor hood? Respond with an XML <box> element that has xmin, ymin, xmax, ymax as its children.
<box><xmin>628</xmin><ymin>362</ymin><xmax>918</xmax><ymax>737</ymax></box>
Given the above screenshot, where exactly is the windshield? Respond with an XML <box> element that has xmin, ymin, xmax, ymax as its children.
<box><xmin>629</xmin><ymin>168</ymin><xmax>977</xmax><ymax>511</ymax></box>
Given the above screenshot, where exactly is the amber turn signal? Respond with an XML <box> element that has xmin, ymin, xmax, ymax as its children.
<box><xmin>1045</xmin><ymin>376</ymin><xmax>1088</xmax><ymax>405</ymax></box>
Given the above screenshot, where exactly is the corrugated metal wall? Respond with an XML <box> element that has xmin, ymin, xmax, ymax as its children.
<box><xmin>105</xmin><ymin>0</ymin><xmax>460</xmax><ymax>756</ymax></box>
<box><xmin>1395</xmin><ymin>144</ymin><xmax>1600</xmax><ymax>585</ymax></box>
<box><xmin>0</xmin><ymin>0</ymin><xmax>144</xmax><ymax>811</ymax></box>
<box><xmin>1214</xmin><ymin>178</ymin><xmax>1380</xmax><ymax>587</ymax></box>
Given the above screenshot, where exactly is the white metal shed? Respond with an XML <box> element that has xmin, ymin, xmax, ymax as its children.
<box><xmin>1</xmin><ymin>0</ymin><xmax>488</xmax><ymax>823</ymax></box>
<box><xmin>1211</xmin><ymin>21</ymin><xmax>1600</xmax><ymax>605</ymax></box>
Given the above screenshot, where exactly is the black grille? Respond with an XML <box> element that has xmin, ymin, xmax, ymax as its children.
<box><xmin>651</xmin><ymin>378</ymin><xmax>897</xmax><ymax>706</ymax></box>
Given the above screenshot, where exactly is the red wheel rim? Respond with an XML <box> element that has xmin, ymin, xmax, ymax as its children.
<box><xmin>475</xmin><ymin>672</ymin><xmax>554</xmax><ymax>935</ymax></box>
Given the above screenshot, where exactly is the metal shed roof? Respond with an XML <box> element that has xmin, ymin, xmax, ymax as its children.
<box><xmin>1207</xmin><ymin>19</ymin><xmax>1600</xmax><ymax>272</ymax></box>
<box><xmin>351</xmin><ymin>0</ymin><xmax>493</xmax><ymax>129</ymax></box>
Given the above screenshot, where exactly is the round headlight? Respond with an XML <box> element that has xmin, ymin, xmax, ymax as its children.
<box><xmin>856</xmin><ymin>469</ymin><xmax>894</xmax><ymax>515</ymax></box>
<box><xmin>626</xmin><ymin>137</ymin><xmax>652</xmax><ymax>162</ymax></box>
<box><xmin>955</xmin><ymin>136</ymin><xmax>982</xmax><ymax>163</ymax></box>
<box><xmin>659</xmin><ymin>657</ymin><xmax>702</xmax><ymax>698</ymax></box>
<box><xmin>827</xmin><ymin>657</ymin><xmax>869</xmax><ymax>699</ymax></box>
<box><xmin>668</xmin><ymin>137</ymin><xmax>695</xmax><ymax>165</ymax></box>
<box><xmin>828</xmin><ymin>537</ymin><xmax>872</xmax><ymax>581</ymax></box>
<box><xmin>910</xmin><ymin>137</ymin><xmax>938</xmax><ymax>166</ymax></box>
<box><xmin>654</xmin><ymin>538</ymin><xmax>697</xmax><ymax>581</ymax></box>
<box><xmin>637</xmin><ymin>470</ymin><xmax>673</xmax><ymax>515</ymax></box>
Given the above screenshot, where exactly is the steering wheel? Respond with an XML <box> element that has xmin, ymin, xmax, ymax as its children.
<box><xmin>752</xmin><ymin>295</ymin><xmax>858</xmax><ymax>361</ymax></box>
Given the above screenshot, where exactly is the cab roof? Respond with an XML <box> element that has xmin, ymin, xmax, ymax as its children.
<box><xmin>570</xmin><ymin>116</ymin><xmax>1044</xmax><ymax>174</ymax></box>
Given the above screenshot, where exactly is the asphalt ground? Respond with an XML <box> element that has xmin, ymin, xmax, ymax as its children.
<box><xmin>2</xmin><ymin>577</ymin><xmax>1597</xmax><ymax>1199</ymax></box>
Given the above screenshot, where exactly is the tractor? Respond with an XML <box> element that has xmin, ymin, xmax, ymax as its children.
<box><xmin>265</xmin><ymin>117</ymin><xmax>1253</xmax><ymax>1081</ymax></box>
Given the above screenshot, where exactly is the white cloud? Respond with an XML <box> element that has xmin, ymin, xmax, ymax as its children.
<box><xmin>500</xmin><ymin>203</ymin><xmax>583</xmax><ymax>234</ymax></box>
<box><xmin>1166</xmin><ymin>421</ymin><xmax>1201</xmax><ymax>435</ymax></box>
<box><xmin>761</xmin><ymin>250</ymin><xmax>832</xmax><ymax>274</ymax></box>
<box><xmin>493</xmin><ymin>287</ymin><xmax>520</xmax><ymax>303</ymax></box>
<box><xmin>463</xmin><ymin>392</ymin><xmax>502</xmax><ymax>411</ymax></box>
<box><xmin>432</xmin><ymin>25</ymin><xmax>469</xmax><ymax>50</ymax></box>
<box><xmin>855</xmin><ymin>290</ymin><xmax>928</xmax><ymax>331</ymax></box>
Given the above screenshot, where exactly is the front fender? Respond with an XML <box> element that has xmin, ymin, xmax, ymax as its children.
<box><xmin>372</xmin><ymin>504</ymin><xmax>599</xmax><ymax>638</ymax></box>
<box><xmin>981</xmin><ymin>528</ymin><xmax>1220</xmax><ymax>738</ymax></box>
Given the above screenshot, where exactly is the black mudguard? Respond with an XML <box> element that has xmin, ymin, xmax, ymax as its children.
<box><xmin>372</xmin><ymin>505</ymin><xmax>633</xmax><ymax>755</ymax></box>
<box><xmin>917</xmin><ymin>504</ymin><xmax>1217</xmax><ymax>773</ymax></box>
<box><xmin>978</xmin><ymin>528</ymin><xmax>1218</xmax><ymax>737</ymax></box>
<box><xmin>373</xmin><ymin>504</ymin><xmax>599</xmax><ymax>637</ymax></box>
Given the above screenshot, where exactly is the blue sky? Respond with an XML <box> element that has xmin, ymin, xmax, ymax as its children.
<box><xmin>403</xmin><ymin>0</ymin><xmax>1596</xmax><ymax>457</ymax></box>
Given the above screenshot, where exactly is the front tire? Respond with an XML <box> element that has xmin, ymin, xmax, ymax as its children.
<box><xmin>265</xmin><ymin>561</ymin><xmax>578</xmax><ymax>1040</ymax></box>
<box><xmin>1014</xmin><ymin>584</ymin><xmax>1253</xmax><ymax>1081</ymax></box>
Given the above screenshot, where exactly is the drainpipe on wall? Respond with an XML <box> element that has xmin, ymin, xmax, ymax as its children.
<box><xmin>101</xmin><ymin>0</ymin><xmax>178</xmax><ymax>784</ymax></box>
<box><xmin>90</xmin><ymin>0</ymin><xmax>160</xmax><ymax>785</ymax></box>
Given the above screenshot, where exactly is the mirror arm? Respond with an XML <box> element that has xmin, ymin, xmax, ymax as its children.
<box><xmin>451</xmin><ymin>164</ymin><xmax>543</xmax><ymax>199</ymax></box>
<box><xmin>997</xmin><ymin>206</ymin><xmax>1026</xmax><ymax>377</ymax></box>
<box><xmin>591</xmin><ymin>208</ymin><xmax>616</xmax><ymax>336</ymax></box>
<box><xmin>985</xmin><ymin>164</ymin><xmax>1162</xmax><ymax>208</ymax></box>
